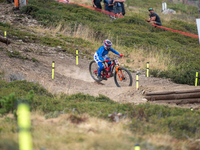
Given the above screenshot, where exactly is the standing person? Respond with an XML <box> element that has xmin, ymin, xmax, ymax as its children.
<box><xmin>145</xmin><ymin>8</ymin><xmax>162</xmax><ymax>26</ymax></box>
<box><xmin>119</xmin><ymin>0</ymin><xmax>125</xmax><ymax>16</ymax></box>
<box><xmin>104</xmin><ymin>0</ymin><xmax>114</xmax><ymax>13</ymax></box>
<box><xmin>92</xmin><ymin>0</ymin><xmax>102</xmax><ymax>9</ymax></box>
<box><xmin>113</xmin><ymin>0</ymin><xmax>122</xmax><ymax>16</ymax></box>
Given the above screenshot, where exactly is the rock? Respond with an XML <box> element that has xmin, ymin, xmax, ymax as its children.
<box><xmin>108</xmin><ymin>112</ymin><xmax>123</xmax><ymax>123</ymax></box>
<box><xmin>57</xmin><ymin>46</ymin><xmax>62</xmax><ymax>49</ymax></box>
<box><xmin>162</xmin><ymin>9</ymin><xmax>176</xmax><ymax>14</ymax></box>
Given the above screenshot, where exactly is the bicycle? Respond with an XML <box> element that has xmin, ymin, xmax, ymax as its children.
<box><xmin>89</xmin><ymin>56</ymin><xmax>133</xmax><ymax>87</ymax></box>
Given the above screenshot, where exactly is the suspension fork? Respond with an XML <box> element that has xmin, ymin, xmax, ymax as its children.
<box><xmin>116</xmin><ymin>66</ymin><xmax>125</xmax><ymax>81</ymax></box>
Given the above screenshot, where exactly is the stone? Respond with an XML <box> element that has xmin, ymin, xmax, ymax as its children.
<box><xmin>162</xmin><ymin>9</ymin><xmax>176</xmax><ymax>14</ymax></box>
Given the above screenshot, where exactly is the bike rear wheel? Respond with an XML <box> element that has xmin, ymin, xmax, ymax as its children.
<box><xmin>114</xmin><ymin>67</ymin><xmax>132</xmax><ymax>87</ymax></box>
<box><xmin>89</xmin><ymin>60</ymin><xmax>100</xmax><ymax>81</ymax></box>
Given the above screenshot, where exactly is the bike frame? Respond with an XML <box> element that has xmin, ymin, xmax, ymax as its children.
<box><xmin>94</xmin><ymin>57</ymin><xmax>125</xmax><ymax>80</ymax></box>
<box><xmin>102</xmin><ymin>62</ymin><xmax>115</xmax><ymax>78</ymax></box>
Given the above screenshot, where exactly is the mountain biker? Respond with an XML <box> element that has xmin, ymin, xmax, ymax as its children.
<box><xmin>94</xmin><ymin>39</ymin><xmax>123</xmax><ymax>81</ymax></box>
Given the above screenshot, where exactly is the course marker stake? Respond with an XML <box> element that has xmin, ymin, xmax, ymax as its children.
<box><xmin>76</xmin><ymin>49</ymin><xmax>78</xmax><ymax>65</ymax></box>
<box><xmin>147</xmin><ymin>62</ymin><xmax>149</xmax><ymax>77</ymax></box>
<box><xmin>190</xmin><ymin>107</ymin><xmax>193</xmax><ymax>111</ymax></box>
<box><xmin>52</xmin><ymin>61</ymin><xmax>55</xmax><ymax>79</ymax></box>
<box><xmin>136</xmin><ymin>73</ymin><xmax>139</xmax><ymax>90</ymax></box>
<box><xmin>135</xmin><ymin>144</ymin><xmax>140</xmax><ymax>150</ymax></box>
<box><xmin>4</xmin><ymin>31</ymin><xmax>7</xmax><ymax>38</ymax></box>
<box><xmin>17</xmin><ymin>103</ymin><xmax>32</xmax><ymax>150</ymax></box>
<box><xmin>195</xmin><ymin>72</ymin><xmax>198</xmax><ymax>86</ymax></box>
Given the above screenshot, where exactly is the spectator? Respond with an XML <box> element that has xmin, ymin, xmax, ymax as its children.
<box><xmin>93</xmin><ymin>0</ymin><xmax>102</xmax><ymax>9</ymax></box>
<box><xmin>113</xmin><ymin>0</ymin><xmax>122</xmax><ymax>16</ymax></box>
<box><xmin>119</xmin><ymin>0</ymin><xmax>125</xmax><ymax>16</ymax></box>
<box><xmin>145</xmin><ymin>8</ymin><xmax>162</xmax><ymax>26</ymax></box>
<box><xmin>104</xmin><ymin>0</ymin><xmax>114</xmax><ymax>13</ymax></box>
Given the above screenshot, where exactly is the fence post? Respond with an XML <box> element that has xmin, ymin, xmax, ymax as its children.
<box><xmin>136</xmin><ymin>73</ymin><xmax>139</xmax><ymax>90</ymax></box>
<box><xmin>195</xmin><ymin>72</ymin><xmax>198</xmax><ymax>86</ymax></box>
<box><xmin>76</xmin><ymin>49</ymin><xmax>78</xmax><ymax>65</ymax></box>
<box><xmin>17</xmin><ymin>103</ymin><xmax>32</xmax><ymax>150</ymax></box>
<box><xmin>52</xmin><ymin>61</ymin><xmax>55</xmax><ymax>79</ymax></box>
<box><xmin>147</xmin><ymin>62</ymin><xmax>149</xmax><ymax>77</ymax></box>
<box><xmin>135</xmin><ymin>144</ymin><xmax>140</xmax><ymax>150</ymax></box>
<box><xmin>190</xmin><ymin>107</ymin><xmax>193</xmax><ymax>111</ymax></box>
<box><xmin>4</xmin><ymin>31</ymin><xmax>6</xmax><ymax>38</ymax></box>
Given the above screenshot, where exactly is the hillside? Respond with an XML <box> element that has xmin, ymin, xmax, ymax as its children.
<box><xmin>0</xmin><ymin>0</ymin><xmax>200</xmax><ymax>149</ymax></box>
<box><xmin>13</xmin><ymin>0</ymin><xmax>199</xmax><ymax>85</ymax></box>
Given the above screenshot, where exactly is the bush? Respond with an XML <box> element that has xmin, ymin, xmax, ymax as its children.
<box><xmin>0</xmin><ymin>80</ymin><xmax>200</xmax><ymax>140</ymax></box>
<box><xmin>126</xmin><ymin>59</ymin><xmax>131</xmax><ymax>63</ymax></box>
<box><xmin>0</xmin><ymin>90</ymin><xmax>34</xmax><ymax>116</ymax></box>
<box><xmin>129</xmin><ymin>103</ymin><xmax>200</xmax><ymax>139</ymax></box>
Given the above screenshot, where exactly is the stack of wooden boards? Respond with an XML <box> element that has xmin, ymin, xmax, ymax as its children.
<box><xmin>144</xmin><ymin>89</ymin><xmax>200</xmax><ymax>105</ymax></box>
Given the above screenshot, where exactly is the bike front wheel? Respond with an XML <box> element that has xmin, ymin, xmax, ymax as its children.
<box><xmin>114</xmin><ymin>67</ymin><xmax>132</xmax><ymax>87</ymax></box>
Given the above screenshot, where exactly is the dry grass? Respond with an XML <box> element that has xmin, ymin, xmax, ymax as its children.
<box><xmin>26</xmin><ymin>23</ymin><xmax>172</xmax><ymax>72</ymax></box>
<box><xmin>0</xmin><ymin>112</ymin><xmax>195</xmax><ymax>150</ymax></box>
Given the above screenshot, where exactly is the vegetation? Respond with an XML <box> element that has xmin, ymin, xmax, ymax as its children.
<box><xmin>127</xmin><ymin>0</ymin><xmax>199</xmax><ymax>17</ymax></box>
<box><xmin>0</xmin><ymin>80</ymin><xmax>200</xmax><ymax>140</ymax></box>
<box><xmin>0</xmin><ymin>0</ymin><xmax>200</xmax><ymax>149</ymax></box>
<box><xmin>18</xmin><ymin>0</ymin><xmax>200</xmax><ymax>85</ymax></box>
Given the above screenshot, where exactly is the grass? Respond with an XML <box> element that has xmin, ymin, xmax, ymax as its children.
<box><xmin>0</xmin><ymin>1</ymin><xmax>200</xmax><ymax>149</ymax></box>
<box><xmin>17</xmin><ymin>0</ymin><xmax>200</xmax><ymax>85</ymax></box>
<box><xmin>0</xmin><ymin>80</ymin><xmax>200</xmax><ymax>150</ymax></box>
<box><xmin>0</xmin><ymin>112</ymin><xmax>177</xmax><ymax>150</ymax></box>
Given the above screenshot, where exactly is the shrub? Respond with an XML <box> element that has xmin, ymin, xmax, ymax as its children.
<box><xmin>0</xmin><ymin>90</ymin><xmax>34</xmax><ymax>115</ymax></box>
<box><xmin>68</xmin><ymin>114</ymin><xmax>88</xmax><ymax>124</ymax></box>
<box><xmin>126</xmin><ymin>59</ymin><xmax>131</xmax><ymax>63</ymax></box>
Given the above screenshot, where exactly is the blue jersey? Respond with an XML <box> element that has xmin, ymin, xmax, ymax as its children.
<box><xmin>96</xmin><ymin>46</ymin><xmax>120</xmax><ymax>61</ymax></box>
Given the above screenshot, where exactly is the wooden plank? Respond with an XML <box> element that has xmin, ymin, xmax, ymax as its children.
<box><xmin>176</xmin><ymin>99</ymin><xmax>200</xmax><ymax>105</ymax></box>
<box><xmin>145</xmin><ymin>89</ymin><xmax>200</xmax><ymax>96</ymax></box>
<box><xmin>145</xmin><ymin>92</ymin><xmax>200</xmax><ymax>101</ymax></box>
<box><xmin>152</xmin><ymin>100</ymin><xmax>182</xmax><ymax>103</ymax></box>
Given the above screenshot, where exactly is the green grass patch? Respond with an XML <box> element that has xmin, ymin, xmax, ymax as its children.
<box><xmin>19</xmin><ymin>0</ymin><xmax>200</xmax><ymax>85</ymax></box>
<box><xmin>0</xmin><ymin>21</ymin><xmax>92</xmax><ymax>58</ymax></box>
<box><xmin>127</xmin><ymin>0</ymin><xmax>198</xmax><ymax>18</ymax></box>
<box><xmin>0</xmin><ymin>79</ymin><xmax>200</xmax><ymax>142</ymax></box>
<box><xmin>6</xmin><ymin>50</ymin><xmax>27</xmax><ymax>59</ymax></box>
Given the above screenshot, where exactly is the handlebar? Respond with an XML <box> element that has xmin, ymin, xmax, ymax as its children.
<box><xmin>103</xmin><ymin>56</ymin><xmax>122</xmax><ymax>63</ymax></box>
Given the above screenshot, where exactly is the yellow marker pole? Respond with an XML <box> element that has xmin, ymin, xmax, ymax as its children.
<box><xmin>76</xmin><ymin>49</ymin><xmax>78</xmax><ymax>65</ymax></box>
<box><xmin>195</xmin><ymin>72</ymin><xmax>198</xmax><ymax>86</ymax></box>
<box><xmin>136</xmin><ymin>73</ymin><xmax>139</xmax><ymax>90</ymax></box>
<box><xmin>52</xmin><ymin>61</ymin><xmax>55</xmax><ymax>79</ymax></box>
<box><xmin>190</xmin><ymin>107</ymin><xmax>193</xmax><ymax>111</ymax></box>
<box><xmin>147</xmin><ymin>62</ymin><xmax>149</xmax><ymax>77</ymax></box>
<box><xmin>135</xmin><ymin>144</ymin><xmax>140</xmax><ymax>150</ymax></box>
<box><xmin>17</xmin><ymin>103</ymin><xmax>32</xmax><ymax>150</ymax></box>
<box><xmin>4</xmin><ymin>31</ymin><xmax>7</xmax><ymax>38</ymax></box>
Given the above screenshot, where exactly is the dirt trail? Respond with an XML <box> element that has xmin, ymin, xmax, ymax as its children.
<box><xmin>0</xmin><ymin>3</ymin><xmax>200</xmax><ymax>109</ymax></box>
